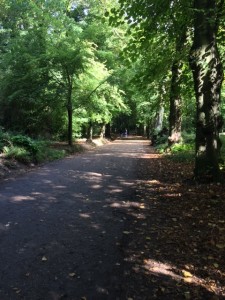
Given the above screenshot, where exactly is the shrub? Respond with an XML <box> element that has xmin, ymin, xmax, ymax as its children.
<box><xmin>171</xmin><ymin>143</ymin><xmax>194</xmax><ymax>153</ymax></box>
<box><xmin>3</xmin><ymin>146</ymin><xmax>32</xmax><ymax>164</ymax></box>
<box><xmin>11</xmin><ymin>135</ymin><xmax>39</xmax><ymax>157</ymax></box>
<box><xmin>0</xmin><ymin>131</ymin><xmax>12</xmax><ymax>152</ymax></box>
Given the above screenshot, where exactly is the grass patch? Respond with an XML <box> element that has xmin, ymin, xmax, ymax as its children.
<box><xmin>35</xmin><ymin>144</ymin><xmax>66</xmax><ymax>163</ymax></box>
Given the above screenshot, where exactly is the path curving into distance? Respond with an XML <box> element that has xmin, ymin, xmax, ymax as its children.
<box><xmin>0</xmin><ymin>138</ymin><xmax>150</xmax><ymax>300</ymax></box>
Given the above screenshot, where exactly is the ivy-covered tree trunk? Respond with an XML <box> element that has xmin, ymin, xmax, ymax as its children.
<box><xmin>189</xmin><ymin>0</ymin><xmax>224</xmax><ymax>181</ymax></box>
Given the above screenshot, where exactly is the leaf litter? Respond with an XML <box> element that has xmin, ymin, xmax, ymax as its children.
<box><xmin>121</xmin><ymin>147</ymin><xmax>225</xmax><ymax>299</ymax></box>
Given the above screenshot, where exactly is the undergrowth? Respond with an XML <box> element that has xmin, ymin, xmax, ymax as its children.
<box><xmin>0</xmin><ymin>131</ymin><xmax>66</xmax><ymax>164</ymax></box>
<box><xmin>155</xmin><ymin>132</ymin><xmax>195</xmax><ymax>162</ymax></box>
<box><xmin>155</xmin><ymin>132</ymin><xmax>225</xmax><ymax>164</ymax></box>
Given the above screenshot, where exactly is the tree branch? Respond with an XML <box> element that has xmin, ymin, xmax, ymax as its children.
<box><xmin>86</xmin><ymin>75</ymin><xmax>112</xmax><ymax>100</ymax></box>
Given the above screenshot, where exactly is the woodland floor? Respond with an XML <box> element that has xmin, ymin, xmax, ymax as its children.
<box><xmin>0</xmin><ymin>138</ymin><xmax>224</xmax><ymax>299</ymax></box>
<box><xmin>121</xmin><ymin>142</ymin><xmax>225</xmax><ymax>299</ymax></box>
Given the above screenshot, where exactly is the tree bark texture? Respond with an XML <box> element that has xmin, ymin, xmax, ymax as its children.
<box><xmin>87</xmin><ymin>122</ymin><xmax>93</xmax><ymax>141</ymax></box>
<box><xmin>100</xmin><ymin>124</ymin><xmax>106</xmax><ymax>138</ymax></box>
<box><xmin>189</xmin><ymin>0</ymin><xmax>224</xmax><ymax>181</ymax></box>
<box><xmin>168</xmin><ymin>30</ymin><xmax>187</xmax><ymax>146</ymax></box>
<box><xmin>168</xmin><ymin>60</ymin><xmax>183</xmax><ymax>145</ymax></box>
<box><xmin>155</xmin><ymin>106</ymin><xmax>164</xmax><ymax>133</ymax></box>
<box><xmin>105</xmin><ymin>123</ymin><xmax>111</xmax><ymax>139</ymax></box>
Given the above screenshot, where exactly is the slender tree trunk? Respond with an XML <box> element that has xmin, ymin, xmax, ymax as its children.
<box><xmin>155</xmin><ymin>106</ymin><xmax>164</xmax><ymax>132</ymax></box>
<box><xmin>168</xmin><ymin>60</ymin><xmax>183</xmax><ymax>145</ymax></box>
<box><xmin>168</xmin><ymin>31</ymin><xmax>186</xmax><ymax>146</ymax></box>
<box><xmin>67</xmin><ymin>85</ymin><xmax>73</xmax><ymax>146</ymax></box>
<box><xmin>100</xmin><ymin>124</ymin><xmax>106</xmax><ymax>138</ymax></box>
<box><xmin>146</xmin><ymin>119</ymin><xmax>150</xmax><ymax>139</ymax></box>
<box><xmin>189</xmin><ymin>0</ymin><xmax>224</xmax><ymax>181</ymax></box>
<box><xmin>143</xmin><ymin>125</ymin><xmax>147</xmax><ymax>136</ymax></box>
<box><xmin>87</xmin><ymin>121</ymin><xmax>93</xmax><ymax>141</ymax></box>
<box><xmin>105</xmin><ymin>123</ymin><xmax>111</xmax><ymax>139</ymax></box>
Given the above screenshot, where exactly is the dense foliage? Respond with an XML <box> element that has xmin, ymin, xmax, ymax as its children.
<box><xmin>0</xmin><ymin>0</ymin><xmax>225</xmax><ymax>181</ymax></box>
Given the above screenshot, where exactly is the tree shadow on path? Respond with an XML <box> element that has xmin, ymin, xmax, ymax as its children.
<box><xmin>0</xmin><ymin>139</ymin><xmax>224</xmax><ymax>299</ymax></box>
<box><xmin>118</xmin><ymin>142</ymin><xmax>225</xmax><ymax>300</ymax></box>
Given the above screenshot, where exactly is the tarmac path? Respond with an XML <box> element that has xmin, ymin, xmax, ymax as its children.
<box><xmin>0</xmin><ymin>138</ymin><xmax>149</xmax><ymax>300</ymax></box>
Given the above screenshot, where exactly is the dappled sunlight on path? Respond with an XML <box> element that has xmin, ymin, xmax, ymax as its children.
<box><xmin>0</xmin><ymin>138</ymin><xmax>224</xmax><ymax>299</ymax></box>
<box><xmin>117</xmin><ymin>142</ymin><xmax>225</xmax><ymax>299</ymax></box>
<box><xmin>0</xmin><ymin>137</ymin><xmax>153</xmax><ymax>299</ymax></box>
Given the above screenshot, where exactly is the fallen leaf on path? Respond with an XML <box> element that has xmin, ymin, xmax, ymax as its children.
<box><xmin>41</xmin><ymin>256</ymin><xmax>47</xmax><ymax>261</ymax></box>
<box><xmin>182</xmin><ymin>270</ymin><xmax>193</xmax><ymax>278</ymax></box>
<box><xmin>216</xmin><ymin>243</ymin><xmax>225</xmax><ymax>249</ymax></box>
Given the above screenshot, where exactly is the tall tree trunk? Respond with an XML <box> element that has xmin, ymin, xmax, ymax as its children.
<box><xmin>189</xmin><ymin>0</ymin><xmax>224</xmax><ymax>181</ymax></box>
<box><xmin>168</xmin><ymin>30</ymin><xmax>186</xmax><ymax>146</ymax></box>
<box><xmin>67</xmin><ymin>85</ymin><xmax>73</xmax><ymax>146</ymax></box>
<box><xmin>168</xmin><ymin>60</ymin><xmax>183</xmax><ymax>145</ymax></box>
<box><xmin>87</xmin><ymin>121</ymin><xmax>93</xmax><ymax>141</ymax></box>
<box><xmin>100</xmin><ymin>124</ymin><xmax>106</xmax><ymax>138</ymax></box>
<box><xmin>155</xmin><ymin>106</ymin><xmax>164</xmax><ymax>132</ymax></box>
<box><xmin>146</xmin><ymin>118</ymin><xmax>150</xmax><ymax>139</ymax></box>
<box><xmin>105</xmin><ymin>123</ymin><xmax>111</xmax><ymax>139</ymax></box>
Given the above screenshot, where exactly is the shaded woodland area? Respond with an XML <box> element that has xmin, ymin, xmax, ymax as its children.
<box><xmin>1</xmin><ymin>0</ymin><xmax>225</xmax><ymax>182</ymax></box>
<box><xmin>0</xmin><ymin>1</ymin><xmax>225</xmax><ymax>299</ymax></box>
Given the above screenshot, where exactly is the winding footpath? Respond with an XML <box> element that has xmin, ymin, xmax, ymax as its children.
<box><xmin>0</xmin><ymin>138</ymin><xmax>149</xmax><ymax>300</ymax></box>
